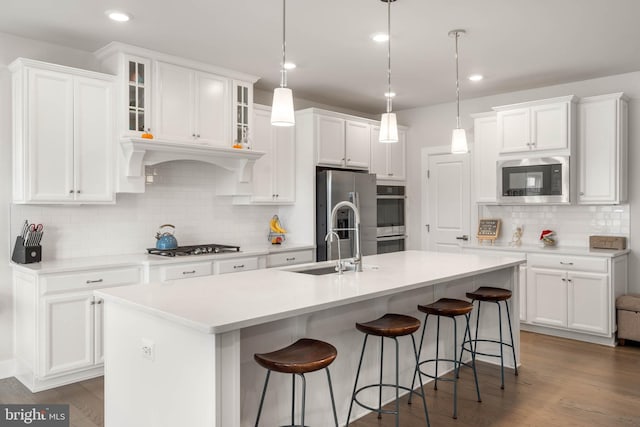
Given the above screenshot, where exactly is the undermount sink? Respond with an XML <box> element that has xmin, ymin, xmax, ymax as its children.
<box><xmin>294</xmin><ymin>266</ymin><xmax>340</xmax><ymax>275</ymax></box>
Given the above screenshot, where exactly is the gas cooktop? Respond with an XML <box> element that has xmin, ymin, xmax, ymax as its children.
<box><xmin>147</xmin><ymin>244</ymin><xmax>240</xmax><ymax>257</ymax></box>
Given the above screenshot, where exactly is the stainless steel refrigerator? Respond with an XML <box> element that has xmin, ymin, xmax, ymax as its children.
<box><xmin>316</xmin><ymin>169</ymin><xmax>377</xmax><ymax>262</ymax></box>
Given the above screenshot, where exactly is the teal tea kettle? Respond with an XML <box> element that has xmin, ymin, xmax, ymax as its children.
<box><xmin>155</xmin><ymin>224</ymin><xmax>178</xmax><ymax>250</ymax></box>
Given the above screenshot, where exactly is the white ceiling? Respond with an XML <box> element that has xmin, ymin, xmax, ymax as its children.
<box><xmin>2</xmin><ymin>0</ymin><xmax>639</xmax><ymax>114</ymax></box>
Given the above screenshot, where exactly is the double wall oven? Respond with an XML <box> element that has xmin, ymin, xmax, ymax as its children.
<box><xmin>376</xmin><ymin>185</ymin><xmax>406</xmax><ymax>254</ymax></box>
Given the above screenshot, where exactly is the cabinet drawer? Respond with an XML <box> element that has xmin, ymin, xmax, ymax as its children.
<box><xmin>267</xmin><ymin>250</ymin><xmax>314</xmax><ymax>267</ymax></box>
<box><xmin>43</xmin><ymin>267</ymin><xmax>141</xmax><ymax>294</ymax></box>
<box><xmin>162</xmin><ymin>262</ymin><xmax>213</xmax><ymax>281</ymax></box>
<box><xmin>527</xmin><ymin>254</ymin><xmax>607</xmax><ymax>273</ymax></box>
<box><xmin>215</xmin><ymin>257</ymin><xmax>259</xmax><ymax>274</ymax></box>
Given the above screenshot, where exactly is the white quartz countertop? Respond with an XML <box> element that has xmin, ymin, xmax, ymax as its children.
<box><xmin>96</xmin><ymin>250</ymin><xmax>524</xmax><ymax>334</ymax></box>
<box><xmin>10</xmin><ymin>243</ymin><xmax>315</xmax><ymax>274</ymax></box>
<box><xmin>462</xmin><ymin>243</ymin><xmax>629</xmax><ymax>258</ymax></box>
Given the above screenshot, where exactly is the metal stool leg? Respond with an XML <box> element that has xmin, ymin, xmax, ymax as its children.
<box><xmin>393</xmin><ymin>337</ymin><xmax>400</xmax><ymax>427</ymax></box>
<box><xmin>505</xmin><ymin>300</ymin><xmax>519</xmax><ymax>376</ymax></box>
<box><xmin>410</xmin><ymin>334</ymin><xmax>431</xmax><ymax>427</ymax></box>
<box><xmin>452</xmin><ymin>316</ymin><xmax>459</xmax><ymax>419</ymax></box>
<box><xmin>496</xmin><ymin>301</ymin><xmax>505</xmax><ymax>389</ymax></box>
<box><xmin>299</xmin><ymin>373</ymin><xmax>306</xmax><ymax>427</ymax></box>
<box><xmin>409</xmin><ymin>314</ymin><xmax>429</xmax><ymax>404</ymax></box>
<box><xmin>465</xmin><ymin>313</ymin><xmax>482</xmax><ymax>403</ymax></box>
<box><xmin>434</xmin><ymin>315</ymin><xmax>441</xmax><ymax>391</ymax></box>
<box><xmin>346</xmin><ymin>333</ymin><xmax>369</xmax><ymax>426</ymax></box>
<box><xmin>255</xmin><ymin>370</ymin><xmax>271</xmax><ymax>427</ymax></box>
<box><xmin>474</xmin><ymin>300</ymin><xmax>482</xmax><ymax>356</ymax></box>
<box><xmin>378</xmin><ymin>336</ymin><xmax>384</xmax><ymax>418</ymax></box>
<box><xmin>291</xmin><ymin>374</ymin><xmax>296</xmax><ymax>426</ymax></box>
<box><xmin>325</xmin><ymin>368</ymin><xmax>339</xmax><ymax>427</ymax></box>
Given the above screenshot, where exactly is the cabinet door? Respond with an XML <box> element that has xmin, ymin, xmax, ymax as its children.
<box><xmin>498</xmin><ymin>108</ymin><xmax>530</xmax><ymax>153</ymax></box>
<box><xmin>195</xmin><ymin>72</ymin><xmax>229</xmax><ymax>145</ymax></box>
<box><xmin>316</xmin><ymin>115</ymin><xmax>345</xmax><ymax>167</ymax></box>
<box><xmin>94</xmin><ymin>298</ymin><xmax>104</xmax><ymax>365</ymax></box>
<box><xmin>531</xmin><ymin>102</ymin><xmax>568</xmax><ymax>151</ymax></box>
<box><xmin>125</xmin><ymin>56</ymin><xmax>151</xmax><ymax>135</ymax></box>
<box><xmin>567</xmin><ymin>272</ymin><xmax>609</xmax><ymax>334</ymax></box>
<box><xmin>387</xmin><ymin>130</ymin><xmax>406</xmax><ymax>180</ymax></box>
<box><xmin>155</xmin><ymin>62</ymin><xmax>194</xmax><ymax>141</ymax></box>
<box><xmin>41</xmin><ymin>293</ymin><xmax>94</xmax><ymax>377</ymax></box>
<box><xmin>345</xmin><ymin>120</ymin><xmax>370</xmax><ymax>169</ymax></box>
<box><xmin>273</xmin><ymin>124</ymin><xmax>295</xmax><ymax>202</ymax></box>
<box><xmin>473</xmin><ymin>115</ymin><xmax>498</xmax><ymax>202</ymax></box>
<box><xmin>519</xmin><ymin>265</ymin><xmax>527</xmax><ymax>322</ymax></box>
<box><xmin>578</xmin><ymin>97</ymin><xmax>618</xmax><ymax>204</ymax></box>
<box><xmin>251</xmin><ymin>107</ymin><xmax>276</xmax><ymax>202</ymax></box>
<box><xmin>74</xmin><ymin>77</ymin><xmax>114</xmax><ymax>202</ymax></box>
<box><xmin>27</xmin><ymin>68</ymin><xmax>74</xmax><ymax>201</ymax></box>
<box><xmin>527</xmin><ymin>267</ymin><xmax>567</xmax><ymax>328</ymax></box>
<box><xmin>369</xmin><ymin>126</ymin><xmax>386</xmax><ymax>177</ymax></box>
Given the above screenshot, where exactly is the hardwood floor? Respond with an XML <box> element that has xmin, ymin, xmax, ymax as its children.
<box><xmin>1</xmin><ymin>332</ymin><xmax>638</xmax><ymax>426</ymax></box>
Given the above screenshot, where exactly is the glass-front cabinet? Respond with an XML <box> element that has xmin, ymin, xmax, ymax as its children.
<box><xmin>233</xmin><ymin>80</ymin><xmax>253</xmax><ymax>147</ymax></box>
<box><xmin>126</xmin><ymin>56</ymin><xmax>151</xmax><ymax>134</ymax></box>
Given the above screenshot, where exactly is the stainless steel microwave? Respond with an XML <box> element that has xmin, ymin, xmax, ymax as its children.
<box><xmin>498</xmin><ymin>156</ymin><xmax>570</xmax><ymax>204</ymax></box>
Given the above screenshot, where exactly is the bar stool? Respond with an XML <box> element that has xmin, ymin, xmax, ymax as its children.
<box><xmin>461</xmin><ymin>286</ymin><xmax>518</xmax><ymax>389</ymax></box>
<box><xmin>346</xmin><ymin>313</ymin><xmax>430</xmax><ymax>427</ymax></box>
<box><xmin>254</xmin><ymin>338</ymin><xmax>339</xmax><ymax>427</ymax></box>
<box><xmin>410</xmin><ymin>298</ymin><xmax>481</xmax><ymax>419</ymax></box>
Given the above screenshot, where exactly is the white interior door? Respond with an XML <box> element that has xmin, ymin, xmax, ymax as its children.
<box><xmin>425</xmin><ymin>152</ymin><xmax>470</xmax><ymax>252</ymax></box>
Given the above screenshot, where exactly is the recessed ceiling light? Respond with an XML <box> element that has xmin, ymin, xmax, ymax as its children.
<box><xmin>283</xmin><ymin>62</ymin><xmax>296</xmax><ymax>70</ymax></box>
<box><xmin>371</xmin><ymin>33</ymin><xmax>389</xmax><ymax>43</ymax></box>
<box><xmin>106</xmin><ymin>10</ymin><xmax>131</xmax><ymax>22</ymax></box>
<box><xmin>384</xmin><ymin>92</ymin><xmax>396</xmax><ymax>98</ymax></box>
<box><xmin>468</xmin><ymin>74</ymin><xmax>484</xmax><ymax>82</ymax></box>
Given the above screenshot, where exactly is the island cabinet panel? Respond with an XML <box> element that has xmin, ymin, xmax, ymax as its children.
<box><xmin>13</xmin><ymin>265</ymin><xmax>143</xmax><ymax>392</ymax></box>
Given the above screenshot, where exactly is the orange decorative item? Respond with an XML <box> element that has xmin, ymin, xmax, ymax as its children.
<box><xmin>141</xmin><ymin>132</ymin><xmax>154</xmax><ymax>139</ymax></box>
<box><xmin>232</xmin><ymin>143</ymin><xmax>243</xmax><ymax>149</ymax></box>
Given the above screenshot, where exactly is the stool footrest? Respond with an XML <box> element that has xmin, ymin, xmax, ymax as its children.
<box><xmin>352</xmin><ymin>383</ymin><xmax>425</xmax><ymax>415</ymax></box>
<box><xmin>417</xmin><ymin>358</ymin><xmax>475</xmax><ymax>382</ymax></box>
<box><xmin>462</xmin><ymin>339</ymin><xmax>515</xmax><ymax>359</ymax></box>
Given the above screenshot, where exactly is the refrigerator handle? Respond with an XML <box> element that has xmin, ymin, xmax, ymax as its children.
<box><xmin>349</xmin><ymin>191</ymin><xmax>360</xmax><ymax>210</ymax></box>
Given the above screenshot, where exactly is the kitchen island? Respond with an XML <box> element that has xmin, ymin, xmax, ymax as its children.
<box><xmin>96</xmin><ymin>250</ymin><xmax>524</xmax><ymax>427</ymax></box>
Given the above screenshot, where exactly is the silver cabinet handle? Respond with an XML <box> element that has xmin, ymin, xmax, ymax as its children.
<box><xmin>76</xmin><ymin>190</ymin><xmax>81</xmax><ymax>194</ymax></box>
<box><xmin>561</xmin><ymin>278</ymin><xmax>567</xmax><ymax>282</ymax></box>
<box><xmin>233</xmin><ymin>264</ymin><xmax>245</xmax><ymax>269</ymax></box>
<box><xmin>86</xmin><ymin>279</ymin><xmax>103</xmax><ymax>284</ymax></box>
<box><xmin>183</xmin><ymin>270</ymin><xmax>196</xmax><ymax>275</ymax></box>
<box><xmin>560</xmin><ymin>262</ymin><xmax>574</xmax><ymax>266</ymax></box>
<box><xmin>69</xmin><ymin>190</ymin><xmax>74</xmax><ymax>194</ymax></box>
<box><xmin>96</xmin><ymin>299</ymin><xmax>103</xmax><ymax>305</ymax></box>
<box><xmin>286</xmin><ymin>257</ymin><xmax>296</xmax><ymax>262</ymax></box>
<box><xmin>90</xmin><ymin>300</ymin><xmax>96</xmax><ymax>305</ymax></box>
<box><xmin>196</xmin><ymin>134</ymin><xmax>200</xmax><ymax>138</ymax></box>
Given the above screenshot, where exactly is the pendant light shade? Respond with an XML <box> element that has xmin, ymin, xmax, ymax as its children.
<box><xmin>449</xmin><ymin>29</ymin><xmax>468</xmax><ymax>154</ymax></box>
<box><xmin>380</xmin><ymin>112</ymin><xmax>398</xmax><ymax>143</ymax></box>
<box><xmin>379</xmin><ymin>0</ymin><xmax>398</xmax><ymax>143</ymax></box>
<box><xmin>271</xmin><ymin>0</ymin><xmax>295</xmax><ymax>127</ymax></box>
<box><xmin>271</xmin><ymin>87</ymin><xmax>295</xmax><ymax>126</ymax></box>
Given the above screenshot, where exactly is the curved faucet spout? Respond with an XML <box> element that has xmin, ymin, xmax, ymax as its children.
<box><xmin>329</xmin><ymin>201</ymin><xmax>363</xmax><ymax>272</ymax></box>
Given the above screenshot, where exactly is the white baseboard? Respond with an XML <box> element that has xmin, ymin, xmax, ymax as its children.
<box><xmin>0</xmin><ymin>359</ymin><xmax>16</xmax><ymax>379</ymax></box>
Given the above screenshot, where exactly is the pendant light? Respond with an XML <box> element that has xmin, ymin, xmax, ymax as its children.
<box><xmin>271</xmin><ymin>0</ymin><xmax>295</xmax><ymax>126</ymax></box>
<box><xmin>379</xmin><ymin>0</ymin><xmax>398</xmax><ymax>143</ymax></box>
<box><xmin>449</xmin><ymin>29</ymin><xmax>468</xmax><ymax>153</ymax></box>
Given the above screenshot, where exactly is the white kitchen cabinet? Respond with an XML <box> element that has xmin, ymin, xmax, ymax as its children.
<box><xmin>567</xmin><ymin>271</ymin><xmax>609</xmax><ymax>334</ymax></box>
<box><xmin>13</xmin><ymin>265</ymin><xmax>142</xmax><ymax>391</ymax></box>
<box><xmin>233</xmin><ymin>80</ymin><xmax>253</xmax><ymax>145</ymax></box>
<box><xmin>155</xmin><ymin>61</ymin><xmax>230</xmax><ymax>145</ymax></box>
<box><xmin>494</xmin><ymin>96</ymin><xmax>575</xmax><ymax>154</ymax></box>
<box><xmin>314</xmin><ymin>112</ymin><xmax>370</xmax><ymax>169</ymax></box>
<box><xmin>471</xmin><ymin>113</ymin><xmax>498</xmax><ymax>203</ymax></box>
<box><xmin>577</xmin><ymin>93</ymin><xmax>628</xmax><ymax>204</ymax></box>
<box><xmin>266</xmin><ymin>249</ymin><xmax>314</xmax><ymax>268</ymax></box>
<box><xmin>370</xmin><ymin>126</ymin><xmax>406</xmax><ymax>181</ymax></box>
<box><xmin>248</xmin><ymin>105</ymin><xmax>295</xmax><ymax>204</ymax></box>
<box><xmin>10</xmin><ymin>59</ymin><xmax>115</xmax><ymax>204</ymax></box>
<box><xmin>214</xmin><ymin>257</ymin><xmax>260</xmax><ymax>274</ymax></box>
<box><xmin>527</xmin><ymin>267</ymin><xmax>567</xmax><ymax>328</ymax></box>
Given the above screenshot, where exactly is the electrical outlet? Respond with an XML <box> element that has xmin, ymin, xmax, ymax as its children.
<box><xmin>141</xmin><ymin>338</ymin><xmax>155</xmax><ymax>361</ymax></box>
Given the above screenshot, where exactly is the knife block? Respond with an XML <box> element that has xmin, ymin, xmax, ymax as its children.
<box><xmin>11</xmin><ymin>236</ymin><xmax>42</xmax><ymax>264</ymax></box>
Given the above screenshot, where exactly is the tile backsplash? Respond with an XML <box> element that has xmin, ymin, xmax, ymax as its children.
<box><xmin>479</xmin><ymin>204</ymin><xmax>630</xmax><ymax>247</ymax></box>
<box><xmin>10</xmin><ymin>161</ymin><xmax>283</xmax><ymax>261</ymax></box>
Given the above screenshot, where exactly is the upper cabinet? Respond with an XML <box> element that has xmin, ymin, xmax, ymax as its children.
<box><xmin>233</xmin><ymin>81</ymin><xmax>253</xmax><ymax>146</ymax></box>
<box><xmin>494</xmin><ymin>95</ymin><xmax>576</xmax><ymax>155</ymax></box>
<box><xmin>154</xmin><ymin>61</ymin><xmax>230</xmax><ymax>145</ymax></box>
<box><xmin>314</xmin><ymin>112</ymin><xmax>371</xmax><ymax>169</ymax></box>
<box><xmin>10</xmin><ymin>58</ymin><xmax>115</xmax><ymax>204</ymax></box>
<box><xmin>577</xmin><ymin>93</ymin><xmax>628</xmax><ymax>205</ymax></box>
<box><xmin>370</xmin><ymin>126</ymin><xmax>406</xmax><ymax>181</ymax></box>
<box><xmin>472</xmin><ymin>112</ymin><xmax>498</xmax><ymax>203</ymax></box>
<box><xmin>243</xmin><ymin>105</ymin><xmax>295</xmax><ymax>204</ymax></box>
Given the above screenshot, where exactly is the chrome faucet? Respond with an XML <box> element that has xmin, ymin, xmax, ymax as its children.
<box><xmin>324</xmin><ymin>231</ymin><xmax>344</xmax><ymax>274</ymax></box>
<box><xmin>329</xmin><ymin>201</ymin><xmax>363</xmax><ymax>272</ymax></box>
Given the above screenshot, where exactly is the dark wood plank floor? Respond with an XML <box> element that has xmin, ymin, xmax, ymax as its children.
<box><xmin>1</xmin><ymin>332</ymin><xmax>639</xmax><ymax>426</ymax></box>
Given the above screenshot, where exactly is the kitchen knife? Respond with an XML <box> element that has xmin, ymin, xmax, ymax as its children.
<box><xmin>20</xmin><ymin>220</ymin><xmax>29</xmax><ymax>240</ymax></box>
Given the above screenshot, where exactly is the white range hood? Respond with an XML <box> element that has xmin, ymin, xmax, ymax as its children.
<box><xmin>117</xmin><ymin>137</ymin><xmax>265</xmax><ymax>194</ymax></box>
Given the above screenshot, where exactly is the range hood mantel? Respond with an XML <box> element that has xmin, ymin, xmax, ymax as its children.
<box><xmin>118</xmin><ymin>138</ymin><xmax>265</xmax><ymax>193</ymax></box>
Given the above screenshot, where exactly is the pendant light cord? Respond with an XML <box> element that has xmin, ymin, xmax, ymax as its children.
<box><xmin>454</xmin><ymin>31</ymin><xmax>460</xmax><ymax>128</ymax></box>
<box><xmin>386</xmin><ymin>0</ymin><xmax>392</xmax><ymax>113</ymax></box>
<box><xmin>280</xmin><ymin>0</ymin><xmax>287</xmax><ymax>88</ymax></box>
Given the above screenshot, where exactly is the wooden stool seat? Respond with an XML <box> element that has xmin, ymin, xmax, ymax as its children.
<box><xmin>466</xmin><ymin>286</ymin><xmax>512</xmax><ymax>302</ymax></box>
<box><xmin>254</xmin><ymin>338</ymin><xmax>337</xmax><ymax>374</ymax></box>
<box><xmin>418</xmin><ymin>298</ymin><xmax>473</xmax><ymax>317</ymax></box>
<box><xmin>356</xmin><ymin>313</ymin><xmax>421</xmax><ymax>337</ymax></box>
